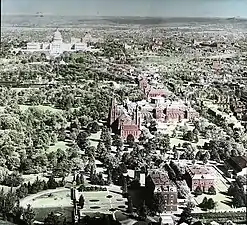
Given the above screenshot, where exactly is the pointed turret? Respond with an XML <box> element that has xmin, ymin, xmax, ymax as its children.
<box><xmin>108</xmin><ymin>97</ymin><xmax>117</xmax><ymax>127</ymax></box>
<box><xmin>134</xmin><ymin>105</ymin><xmax>139</xmax><ymax>125</ymax></box>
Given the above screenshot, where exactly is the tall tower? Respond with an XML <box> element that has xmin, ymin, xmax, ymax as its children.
<box><xmin>134</xmin><ymin>105</ymin><xmax>141</xmax><ymax>125</ymax></box>
<box><xmin>108</xmin><ymin>98</ymin><xmax>117</xmax><ymax>127</ymax></box>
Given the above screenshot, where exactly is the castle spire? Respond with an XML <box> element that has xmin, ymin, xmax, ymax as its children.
<box><xmin>108</xmin><ymin>97</ymin><xmax>117</xmax><ymax>126</ymax></box>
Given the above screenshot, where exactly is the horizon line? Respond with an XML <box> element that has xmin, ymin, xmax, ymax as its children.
<box><xmin>2</xmin><ymin>14</ymin><xmax>247</xmax><ymax>19</ymax></box>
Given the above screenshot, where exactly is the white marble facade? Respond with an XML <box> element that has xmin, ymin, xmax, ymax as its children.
<box><xmin>23</xmin><ymin>29</ymin><xmax>92</xmax><ymax>56</ymax></box>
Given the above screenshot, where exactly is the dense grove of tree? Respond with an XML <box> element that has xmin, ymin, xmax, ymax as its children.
<box><xmin>2</xmin><ymin>28</ymin><xmax>247</xmax><ymax>225</ymax></box>
<box><xmin>152</xmin><ymin>192</ymin><xmax>167</xmax><ymax>214</ymax></box>
<box><xmin>0</xmin><ymin>84</ymin><xmax>121</xmax><ymax>183</ymax></box>
<box><xmin>0</xmin><ymin>187</ymin><xmax>36</xmax><ymax>225</ymax></box>
<box><xmin>199</xmin><ymin>197</ymin><xmax>216</xmax><ymax>211</ymax></box>
<box><xmin>228</xmin><ymin>175</ymin><xmax>247</xmax><ymax>208</ymax></box>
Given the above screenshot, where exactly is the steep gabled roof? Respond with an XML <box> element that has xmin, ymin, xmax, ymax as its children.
<box><xmin>227</xmin><ymin>156</ymin><xmax>247</xmax><ymax>171</ymax></box>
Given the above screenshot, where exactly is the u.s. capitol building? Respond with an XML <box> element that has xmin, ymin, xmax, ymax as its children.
<box><xmin>20</xmin><ymin>29</ymin><xmax>96</xmax><ymax>56</ymax></box>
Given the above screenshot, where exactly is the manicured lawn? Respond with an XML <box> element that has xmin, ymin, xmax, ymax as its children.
<box><xmin>19</xmin><ymin>104</ymin><xmax>62</xmax><ymax>113</ymax></box>
<box><xmin>88</xmin><ymin>131</ymin><xmax>101</xmax><ymax>147</ymax></box>
<box><xmin>30</xmin><ymin>189</ymin><xmax>72</xmax><ymax>208</ymax></box>
<box><xmin>34</xmin><ymin>207</ymin><xmax>73</xmax><ymax>222</ymax></box>
<box><xmin>194</xmin><ymin>166</ymin><xmax>232</xmax><ymax>212</ymax></box>
<box><xmin>170</xmin><ymin>137</ymin><xmax>209</xmax><ymax>149</ymax></box>
<box><xmin>47</xmin><ymin>141</ymin><xmax>68</xmax><ymax>153</ymax></box>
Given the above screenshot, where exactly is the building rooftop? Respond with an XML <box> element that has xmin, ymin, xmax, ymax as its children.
<box><xmin>227</xmin><ymin>156</ymin><xmax>247</xmax><ymax>171</ymax></box>
<box><xmin>53</xmin><ymin>29</ymin><xmax>63</xmax><ymax>42</ymax></box>
<box><xmin>148</xmin><ymin>170</ymin><xmax>177</xmax><ymax>191</ymax></box>
<box><xmin>188</xmin><ymin>165</ymin><xmax>215</xmax><ymax>180</ymax></box>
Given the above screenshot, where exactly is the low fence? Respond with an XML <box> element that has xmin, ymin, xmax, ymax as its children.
<box><xmin>192</xmin><ymin>211</ymin><xmax>246</xmax><ymax>223</ymax></box>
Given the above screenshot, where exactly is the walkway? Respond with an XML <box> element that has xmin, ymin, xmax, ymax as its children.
<box><xmin>19</xmin><ymin>187</ymin><xmax>68</xmax><ymax>208</ymax></box>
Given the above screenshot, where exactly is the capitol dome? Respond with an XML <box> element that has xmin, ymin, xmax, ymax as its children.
<box><xmin>53</xmin><ymin>29</ymin><xmax>63</xmax><ymax>42</ymax></box>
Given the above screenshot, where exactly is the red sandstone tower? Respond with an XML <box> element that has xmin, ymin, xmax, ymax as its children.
<box><xmin>108</xmin><ymin>97</ymin><xmax>117</xmax><ymax>127</ymax></box>
<box><xmin>108</xmin><ymin>98</ymin><xmax>141</xmax><ymax>140</ymax></box>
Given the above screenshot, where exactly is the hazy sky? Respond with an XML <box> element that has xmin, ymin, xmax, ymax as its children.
<box><xmin>2</xmin><ymin>0</ymin><xmax>247</xmax><ymax>18</ymax></box>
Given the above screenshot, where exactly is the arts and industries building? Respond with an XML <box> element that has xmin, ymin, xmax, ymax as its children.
<box><xmin>185</xmin><ymin>165</ymin><xmax>216</xmax><ymax>192</ymax></box>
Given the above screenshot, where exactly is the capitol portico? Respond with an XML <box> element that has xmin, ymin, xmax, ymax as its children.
<box><xmin>21</xmin><ymin>29</ymin><xmax>96</xmax><ymax>56</ymax></box>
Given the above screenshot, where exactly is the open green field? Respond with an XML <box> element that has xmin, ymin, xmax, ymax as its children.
<box><xmin>29</xmin><ymin>189</ymin><xmax>72</xmax><ymax>208</ymax></box>
<box><xmin>161</xmin><ymin>120</ymin><xmax>209</xmax><ymax>149</ymax></box>
<box><xmin>19</xmin><ymin>104</ymin><xmax>62</xmax><ymax>113</ymax></box>
<box><xmin>193</xmin><ymin>166</ymin><xmax>236</xmax><ymax>212</ymax></box>
<box><xmin>47</xmin><ymin>141</ymin><xmax>68</xmax><ymax>153</ymax></box>
<box><xmin>88</xmin><ymin>131</ymin><xmax>101</xmax><ymax>147</ymax></box>
<box><xmin>33</xmin><ymin>206</ymin><xmax>73</xmax><ymax>222</ymax></box>
<box><xmin>19</xmin><ymin>185</ymin><xmax>127</xmax><ymax>220</ymax></box>
<box><xmin>20</xmin><ymin>188</ymin><xmax>73</xmax><ymax>221</ymax></box>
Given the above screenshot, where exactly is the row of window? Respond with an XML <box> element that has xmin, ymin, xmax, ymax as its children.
<box><xmin>157</xmin><ymin>194</ymin><xmax>174</xmax><ymax>199</ymax></box>
<box><xmin>193</xmin><ymin>181</ymin><xmax>214</xmax><ymax>185</ymax></box>
<box><xmin>164</xmin><ymin>200</ymin><xmax>174</xmax><ymax>204</ymax></box>
<box><xmin>167</xmin><ymin>113</ymin><xmax>183</xmax><ymax>118</ymax></box>
<box><xmin>122</xmin><ymin>130</ymin><xmax>138</xmax><ymax>136</ymax></box>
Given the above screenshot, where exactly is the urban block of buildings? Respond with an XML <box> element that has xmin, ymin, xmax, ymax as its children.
<box><xmin>107</xmin><ymin>75</ymin><xmax>199</xmax><ymax>140</ymax></box>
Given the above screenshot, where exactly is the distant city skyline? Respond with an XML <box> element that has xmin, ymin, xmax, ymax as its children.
<box><xmin>2</xmin><ymin>0</ymin><xmax>247</xmax><ymax>18</ymax></box>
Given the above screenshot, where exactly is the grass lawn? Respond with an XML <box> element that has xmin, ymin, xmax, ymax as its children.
<box><xmin>20</xmin><ymin>188</ymin><xmax>73</xmax><ymax>221</ymax></box>
<box><xmin>34</xmin><ymin>207</ymin><xmax>73</xmax><ymax>222</ymax></box>
<box><xmin>194</xmin><ymin>166</ymin><xmax>233</xmax><ymax>212</ymax></box>
<box><xmin>22</xmin><ymin>173</ymin><xmax>49</xmax><ymax>184</ymax></box>
<box><xmin>160</xmin><ymin>120</ymin><xmax>209</xmax><ymax>149</ymax></box>
<box><xmin>30</xmin><ymin>189</ymin><xmax>72</xmax><ymax>208</ymax></box>
<box><xmin>88</xmin><ymin>131</ymin><xmax>101</xmax><ymax>147</ymax></box>
<box><xmin>22</xmin><ymin>173</ymin><xmax>73</xmax><ymax>186</ymax></box>
<box><xmin>47</xmin><ymin>141</ymin><xmax>68</xmax><ymax>153</ymax></box>
<box><xmin>0</xmin><ymin>107</ymin><xmax>5</xmax><ymax>112</ymax></box>
<box><xmin>19</xmin><ymin>104</ymin><xmax>62</xmax><ymax>113</ymax></box>
<box><xmin>170</xmin><ymin>136</ymin><xmax>209</xmax><ymax>149</ymax></box>
<box><xmin>11</xmin><ymin>87</ymin><xmax>39</xmax><ymax>92</ymax></box>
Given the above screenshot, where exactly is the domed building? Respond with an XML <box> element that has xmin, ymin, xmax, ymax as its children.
<box><xmin>23</xmin><ymin>29</ymin><xmax>97</xmax><ymax>56</ymax></box>
<box><xmin>53</xmin><ymin>29</ymin><xmax>63</xmax><ymax>43</ymax></box>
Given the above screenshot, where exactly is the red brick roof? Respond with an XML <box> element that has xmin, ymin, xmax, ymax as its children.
<box><xmin>149</xmin><ymin>171</ymin><xmax>171</xmax><ymax>186</ymax></box>
<box><xmin>122</xmin><ymin>124</ymin><xmax>139</xmax><ymax>130</ymax></box>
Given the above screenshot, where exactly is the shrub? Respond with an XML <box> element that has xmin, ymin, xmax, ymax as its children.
<box><xmin>208</xmin><ymin>186</ymin><xmax>216</xmax><ymax>195</ymax></box>
<box><xmin>194</xmin><ymin>186</ymin><xmax>202</xmax><ymax>196</ymax></box>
